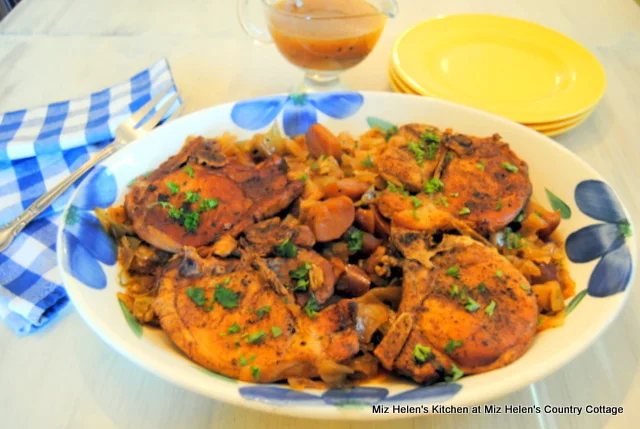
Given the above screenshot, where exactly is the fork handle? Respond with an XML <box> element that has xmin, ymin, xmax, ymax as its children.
<box><xmin>0</xmin><ymin>141</ymin><xmax>122</xmax><ymax>252</ymax></box>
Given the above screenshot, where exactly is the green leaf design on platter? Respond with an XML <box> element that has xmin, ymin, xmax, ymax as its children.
<box><xmin>565</xmin><ymin>289</ymin><xmax>588</xmax><ymax>315</ymax></box>
<box><xmin>545</xmin><ymin>188</ymin><xmax>572</xmax><ymax>219</ymax></box>
<box><xmin>65</xmin><ymin>206</ymin><xmax>79</xmax><ymax>226</ymax></box>
<box><xmin>193</xmin><ymin>365</ymin><xmax>237</xmax><ymax>383</ymax></box>
<box><xmin>366</xmin><ymin>116</ymin><xmax>396</xmax><ymax>132</ymax></box>
<box><xmin>118</xmin><ymin>298</ymin><xmax>143</xmax><ymax>338</ymax></box>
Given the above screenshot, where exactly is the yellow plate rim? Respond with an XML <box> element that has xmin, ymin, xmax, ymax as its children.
<box><xmin>391</xmin><ymin>14</ymin><xmax>606</xmax><ymax>123</ymax></box>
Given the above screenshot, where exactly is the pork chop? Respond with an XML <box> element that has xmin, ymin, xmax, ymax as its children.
<box><xmin>125</xmin><ymin>137</ymin><xmax>304</xmax><ymax>252</ymax></box>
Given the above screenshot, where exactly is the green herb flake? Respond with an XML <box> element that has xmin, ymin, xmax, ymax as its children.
<box><xmin>420</xmin><ymin>131</ymin><xmax>440</xmax><ymax>143</ymax></box>
<box><xmin>183</xmin><ymin>211</ymin><xmax>200</xmax><ymax>232</ymax></box>
<box><xmin>361</xmin><ymin>155</ymin><xmax>375</xmax><ymax>168</ymax></box>
<box><xmin>347</xmin><ymin>229</ymin><xmax>365</xmax><ymax>252</ymax></box>
<box><xmin>214</xmin><ymin>283</ymin><xmax>239</xmax><ymax>309</ymax></box>
<box><xmin>449</xmin><ymin>192</ymin><xmax>459</xmax><ymax>197</ymax></box>
<box><xmin>290</xmin><ymin>262</ymin><xmax>312</xmax><ymax>292</ymax></box>
<box><xmin>184</xmin><ymin>190</ymin><xmax>201</xmax><ymax>203</ymax></box>
<box><xmin>477</xmin><ymin>282</ymin><xmax>488</xmax><ymax>294</ymax></box>
<box><xmin>424</xmin><ymin>177</ymin><xmax>445</xmax><ymax>194</ymax></box>
<box><xmin>476</xmin><ymin>160</ymin><xmax>486</xmax><ymax>171</ymax></box>
<box><xmin>274</xmin><ymin>239</ymin><xmax>298</xmax><ymax>258</ymax></box>
<box><xmin>239</xmin><ymin>354</ymin><xmax>256</xmax><ymax>367</ymax></box>
<box><xmin>450</xmin><ymin>284</ymin><xmax>459</xmax><ymax>298</ymax></box>
<box><xmin>411</xmin><ymin>196</ymin><xmax>423</xmax><ymax>209</ymax></box>
<box><xmin>459</xmin><ymin>285</ymin><xmax>469</xmax><ymax>301</ymax></box>
<box><xmin>496</xmin><ymin>199</ymin><xmax>503</xmax><ymax>211</ymax></box>
<box><xmin>445</xmin><ymin>152</ymin><xmax>454</xmax><ymax>160</ymax></box>
<box><xmin>254</xmin><ymin>306</ymin><xmax>271</xmax><ymax>319</ymax></box>
<box><xmin>245</xmin><ymin>330</ymin><xmax>267</xmax><ymax>344</ymax></box>
<box><xmin>250</xmin><ymin>365</ymin><xmax>261</xmax><ymax>380</ymax></box>
<box><xmin>495</xmin><ymin>270</ymin><xmax>504</xmax><ymax>278</ymax></box>
<box><xmin>168</xmin><ymin>207</ymin><xmax>183</xmax><ymax>220</ymax></box>
<box><xmin>464</xmin><ymin>297</ymin><xmax>481</xmax><ymax>312</ymax></box>
<box><xmin>446</xmin><ymin>266</ymin><xmax>460</xmax><ymax>279</ymax></box>
<box><xmin>186</xmin><ymin>287</ymin><xmax>208</xmax><ymax>306</ymax></box>
<box><xmin>184</xmin><ymin>166</ymin><xmax>195</xmax><ymax>178</ymax></box>
<box><xmin>459</xmin><ymin>207</ymin><xmax>471</xmax><ymax>215</ymax></box>
<box><xmin>227</xmin><ymin>323</ymin><xmax>241</xmax><ymax>334</ymax></box>
<box><xmin>271</xmin><ymin>326</ymin><xmax>283</xmax><ymax>338</ymax></box>
<box><xmin>299</xmin><ymin>174</ymin><xmax>308</xmax><ymax>182</ymax></box>
<box><xmin>444</xmin><ymin>339</ymin><xmax>463</xmax><ymax>355</ymax></box>
<box><xmin>565</xmin><ymin>289</ymin><xmax>588</xmax><ymax>315</ymax></box>
<box><xmin>485</xmin><ymin>300</ymin><xmax>497</xmax><ymax>316</ymax></box>
<box><xmin>311</xmin><ymin>162</ymin><xmax>320</xmax><ymax>170</ymax></box>
<box><xmin>502</xmin><ymin>162</ymin><xmax>519</xmax><ymax>173</ymax></box>
<box><xmin>197</xmin><ymin>198</ymin><xmax>219</xmax><ymax>213</ymax></box>
<box><xmin>412</xmin><ymin>344</ymin><xmax>433</xmax><ymax>364</ymax></box>
<box><xmin>436</xmin><ymin>196</ymin><xmax>449</xmax><ymax>207</ymax></box>
<box><xmin>425</xmin><ymin>143</ymin><xmax>439</xmax><ymax>160</ymax></box>
<box><xmin>445</xmin><ymin>364</ymin><xmax>464</xmax><ymax>383</ymax></box>
<box><xmin>166</xmin><ymin>181</ymin><xmax>180</xmax><ymax>195</ymax></box>
<box><xmin>520</xmin><ymin>283</ymin><xmax>531</xmax><ymax>291</ymax></box>
<box><xmin>408</xmin><ymin>141</ymin><xmax>425</xmax><ymax>166</ymax></box>
<box><xmin>387</xmin><ymin>181</ymin><xmax>409</xmax><ymax>196</ymax></box>
<box><xmin>304</xmin><ymin>295</ymin><xmax>320</xmax><ymax>318</ymax></box>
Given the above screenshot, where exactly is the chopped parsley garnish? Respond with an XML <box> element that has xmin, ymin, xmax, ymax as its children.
<box><xmin>254</xmin><ymin>306</ymin><xmax>271</xmax><ymax>319</ymax></box>
<box><xmin>445</xmin><ymin>152</ymin><xmax>454</xmax><ymax>160</ymax></box>
<box><xmin>485</xmin><ymin>300</ymin><xmax>497</xmax><ymax>316</ymax></box>
<box><xmin>420</xmin><ymin>131</ymin><xmax>440</xmax><ymax>143</ymax></box>
<box><xmin>459</xmin><ymin>285</ymin><xmax>469</xmax><ymax>300</ymax></box>
<box><xmin>412</xmin><ymin>344</ymin><xmax>433</xmax><ymax>364</ymax></box>
<box><xmin>183</xmin><ymin>166</ymin><xmax>195</xmax><ymax>178</ymax></box>
<box><xmin>166</xmin><ymin>181</ymin><xmax>180</xmax><ymax>195</ymax></box>
<box><xmin>183</xmin><ymin>211</ymin><xmax>200</xmax><ymax>232</ymax></box>
<box><xmin>459</xmin><ymin>207</ymin><xmax>471</xmax><ymax>215</ymax></box>
<box><xmin>503</xmin><ymin>227</ymin><xmax>523</xmax><ymax>249</ymax></box>
<box><xmin>250</xmin><ymin>365</ymin><xmax>261</xmax><ymax>380</ymax></box>
<box><xmin>239</xmin><ymin>354</ymin><xmax>256</xmax><ymax>366</ymax></box>
<box><xmin>290</xmin><ymin>262</ymin><xmax>312</xmax><ymax>292</ymax></box>
<box><xmin>274</xmin><ymin>239</ymin><xmax>298</xmax><ymax>258</ymax></box>
<box><xmin>299</xmin><ymin>174</ymin><xmax>308</xmax><ymax>181</ymax></box>
<box><xmin>198</xmin><ymin>198</ymin><xmax>219</xmax><ymax>212</ymax></box>
<box><xmin>516</xmin><ymin>211</ymin><xmax>526</xmax><ymax>223</ymax></box>
<box><xmin>464</xmin><ymin>297</ymin><xmax>481</xmax><ymax>312</ymax></box>
<box><xmin>411</xmin><ymin>196</ymin><xmax>423</xmax><ymax>209</ymax></box>
<box><xmin>387</xmin><ymin>181</ymin><xmax>409</xmax><ymax>196</ymax></box>
<box><xmin>495</xmin><ymin>270</ymin><xmax>504</xmax><ymax>278</ymax></box>
<box><xmin>304</xmin><ymin>295</ymin><xmax>320</xmax><ymax>318</ymax></box>
<box><xmin>385</xmin><ymin>126</ymin><xmax>399</xmax><ymax>140</ymax></box>
<box><xmin>311</xmin><ymin>162</ymin><xmax>319</xmax><ymax>170</ymax></box>
<box><xmin>347</xmin><ymin>229</ymin><xmax>365</xmax><ymax>252</ymax></box>
<box><xmin>520</xmin><ymin>283</ymin><xmax>531</xmax><ymax>291</ymax></box>
<box><xmin>271</xmin><ymin>326</ymin><xmax>283</xmax><ymax>338</ymax></box>
<box><xmin>476</xmin><ymin>160</ymin><xmax>486</xmax><ymax>171</ymax></box>
<box><xmin>450</xmin><ymin>284</ymin><xmax>459</xmax><ymax>298</ymax></box>
<box><xmin>184</xmin><ymin>190</ymin><xmax>200</xmax><ymax>203</ymax></box>
<box><xmin>502</xmin><ymin>162</ymin><xmax>519</xmax><ymax>173</ymax></box>
<box><xmin>245</xmin><ymin>330</ymin><xmax>267</xmax><ymax>344</ymax></box>
<box><xmin>424</xmin><ymin>177</ymin><xmax>445</xmax><ymax>193</ymax></box>
<box><xmin>186</xmin><ymin>287</ymin><xmax>207</xmax><ymax>306</ymax></box>
<box><xmin>227</xmin><ymin>323</ymin><xmax>241</xmax><ymax>334</ymax></box>
<box><xmin>496</xmin><ymin>199</ymin><xmax>503</xmax><ymax>211</ymax></box>
<box><xmin>168</xmin><ymin>207</ymin><xmax>183</xmax><ymax>219</ymax></box>
<box><xmin>445</xmin><ymin>364</ymin><xmax>464</xmax><ymax>382</ymax></box>
<box><xmin>444</xmin><ymin>339</ymin><xmax>463</xmax><ymax>355</ymax></box>
<box><xmin>155</xmin><ymin>201</ymin><xmax>173</xmax><ymax>209</ymax></box>
<box><xmin>425</xmin><ymin>143</ymin><xmax>439</xmax><ymax>160</ymax></box>
<box><xmin>446</xmin><ymin>266</ymin><xmax>460</xmax><ymax>279</ymax></box>
<box><xmin>214</xmin><ymin>281</ymin><xmax>239</xmax><ymax>309</ymax></box>
<box><xmin>477</xmin><ymin>282</ymin><xmax>488</xmax><ymax>294</ymax></box>
<box><xmin>361</xmin><ymin>155</ymin><xmax>375</xmax><ymax>168</ymax></box>
<box><xmin>408</xmin><ymin>141</ymin><xmax>425</xmax><ymax>166</ymax></box>
<box><xmin>450</xmin><ymin>192</ymin><xmax>459</xmax><ymax>197</ymax></box>
<box><xmin>435</xmin><ymin>196</ymin><xmax>449</xmax><ymax>207</ymax></box>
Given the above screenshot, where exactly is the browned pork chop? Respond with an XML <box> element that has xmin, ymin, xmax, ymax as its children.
<box><xmin>125</xmin><ymin>137</ymin><xmax>304</xmax><ymax>252</ymax></box>
<box><xmin>438</xmin><ymin>133</ymin><xmax>532</xmax><ymax>234</ymax></box>
<box><xmin>153</xmin><ymin>249</ymin><xmax>360</xmax><ymax>383</ymax></box>
<box><xmin>375</xmin><ymin>231</ymin><xmax>538</xmax><ymax>384</ymax></box>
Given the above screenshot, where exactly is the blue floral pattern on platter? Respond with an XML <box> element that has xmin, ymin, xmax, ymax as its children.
<box><xmin>62</xmin><ymin>166</ymin><xmax>118</xmax><ymax>289</ymax></box>
<box><xmin>566</xmin><ymin>180</ymin><xmax>633</xmax><ymax>297</ymax></box>
<box><xmin>231</xmin><ymin>92</ymin><xmax>364</xmax><ymax>137</ymax></box>
<box><xmin>238</xmin><ymin>384</ymin><xmax>462</xmax><ymax>407</ymax></box>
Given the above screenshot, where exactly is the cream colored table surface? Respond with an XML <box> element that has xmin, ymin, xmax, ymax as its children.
<box><xmin>0</xmin><ymin>0</ymin><xmax>639</xmax><ymax>428</ymax></box>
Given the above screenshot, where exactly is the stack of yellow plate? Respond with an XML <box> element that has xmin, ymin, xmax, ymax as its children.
<box><xmin>389</xmin><ymin>14</ymin><xmax>606</xmax><ymax>137</ymax></box>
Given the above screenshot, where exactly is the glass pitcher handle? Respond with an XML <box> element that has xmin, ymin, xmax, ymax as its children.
<box><xmin>237</xmin><ymin>0</ymin><xmax>273</xmax><ymax>45</ymax></box>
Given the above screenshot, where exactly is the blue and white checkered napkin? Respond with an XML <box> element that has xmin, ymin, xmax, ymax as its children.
<box><xmin>0</xmin><ymin>58</ymin><xmax>181</xmax><ymax>335</ymax></box>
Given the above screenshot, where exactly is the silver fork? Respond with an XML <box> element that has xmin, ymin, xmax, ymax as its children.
<box><xmin>0</xmin><ymin>85</ymin><xmax>181</xmax><ymax>252</ymax></box>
